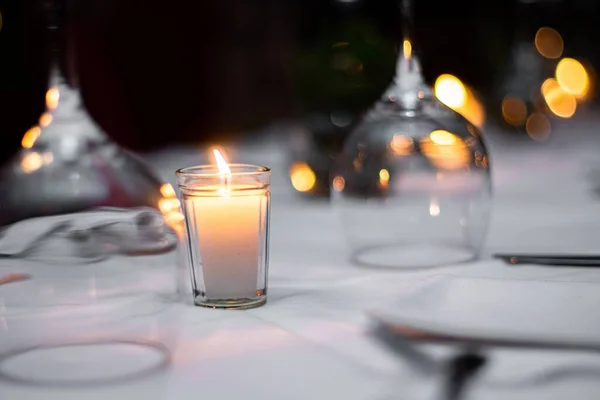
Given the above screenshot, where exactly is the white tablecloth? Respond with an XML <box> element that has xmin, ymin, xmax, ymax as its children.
<box><xmin>3</xmin><ymin>124</ymin><xmax>600</xmax><ymax>399</ymax></box>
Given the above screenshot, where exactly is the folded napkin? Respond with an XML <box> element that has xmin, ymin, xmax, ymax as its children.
<box><xmin>0</xmin><ymin>207</ymin><xmax>176</xmax><ymax>262</ymax></box>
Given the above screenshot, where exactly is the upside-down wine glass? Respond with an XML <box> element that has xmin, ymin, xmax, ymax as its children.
<box><xmin>331</xmin><ymin>0</ymin><xmax>492</xmax><ymax>269</ymax></box>
<box><xmin>0</xmin><ymin>0</ymin><xmax>167</xmax><ymax>226</ymax></box>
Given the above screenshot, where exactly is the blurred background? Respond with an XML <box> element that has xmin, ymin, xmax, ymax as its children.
<box><xmin>0</xmin><ymin>0</ymin><xmax>598</xmax><ymax>187</ymax></box>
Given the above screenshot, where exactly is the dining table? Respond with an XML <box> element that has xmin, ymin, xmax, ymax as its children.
<box><xmin>2</xmin><ymin>120</ymin><xmax>600</xmax><ymax>400</ymax></box>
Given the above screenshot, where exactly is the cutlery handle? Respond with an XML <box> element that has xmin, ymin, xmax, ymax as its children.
<box><xmin>495</xmin><ymin>254</ymin><xmax>600</xmax><ymax>267</ymax></box>
<box><xmin>443</xmin><ymin>353</ymin><xmax>487</xmax><ymax>400</ymax></box>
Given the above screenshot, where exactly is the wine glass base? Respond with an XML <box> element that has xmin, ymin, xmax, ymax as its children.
<box><xmin>0</xmin><ymin>340</ymin><xmax>170</xmax><ymax>387</ymax></box>
<box><xmin>194</xmin><ymin>296</ymin><xmax>267</xmax><ymax>310</ymax></box>
<box><xmin>351</xmin><ymin>243</ymin><xmax>477</xmax><ymax>269</ymax></box>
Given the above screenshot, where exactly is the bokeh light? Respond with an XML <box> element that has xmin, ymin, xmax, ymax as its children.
<box><xmin>332</xmin><ymin>176</ymin><xmax>345</xmax><ymax>192</ymax></box>
<box><xmin>42</xmin><ymin>152</ymin><xmax>54</xmax><ymax>165</ymax></box>
<box><xmin>160</xmin><ymin>183</ymin><xmax>177</xmax><ymax>198</ymax></box>
<box><xmin>289</xmin><ymin>162</ymin><xmax>316</xmax><ymax>192</ymax></box>
<box><xmin>403</xmin><ymin>40</ymin><xmax>412</xmax><ymax>60</ymax></box>
<box><xmin>429</xmin><ymin>198</ymin><xmax>440</xmax><ymax>217</ymax></box>
<box><xmin>46</xmin><ymin>88</ymin><xmax>60</xmax><ymax>110</ymax></box>
<box><xmin>430</xmin><ymin>130</ymin><xmax>457</xmax><ymax>145</ymax></box>
<box><xmin>501</xmin><ymin>95</ymin><xmax>527</xmax><ymax>125</ymax></box>
<box><xmin>534</xmin><ymin>27</ymin><xmax>563</xmax><ymax>59</ymax></box>
<box><xmin>461</xmin><ymin>88</ymin><xmax>486</xmax><ymax>128</ymax></box>
<box><xmin>420</xmin><ymin>131</ymin><xmax>471</xmax><ymax>171</ymax></box>
<box><xmin>378</xmin><ymin>169</ymin><xmax>390</xmax><ymax>189</ymax></box>
<box><xmin>526</xmin><ymin>113</ymin><xmax>551</xmax><ymax>142</ymax></box>
<box><xmin>389</xmin><ymin>135</ymin><xmax>414</xmax><ymax>156</ymax></box>
<box><xmin>20</xmin><ymin>152</ymin><xmax>43</xmax><ymax>174</ymax></box>
<box><xmin>379</xmin><ymin>169</ymin><xmax>390</xmax><ymax>183</ymax></box>
<box><xmin>434</xmin><ymin>74</ymin><xmax>467</xmax><ymax>109</ymax></box>
<box><xmin>21</xmin><ymin>126</ymin><xmax>41</xmax><ymax>149</ymax></box>
<box><xmin>555</xmin><ymin>58</ymin><xmax>589</xmax><ymax>98</ymax></box>
<box><xmin>158</xmin><ymin>198</ymin><xmax>174</xmax><ymax>214</ymax></box>
<box><xmin>435</xmin><ymin>75</ymin><xmax>485</xmax><ymax>128</ymax></box>
<box><xmin>39</xmin><ymin>112</ymin><xmax>53</xmax><ymax>128</ymax></box>
<box><xmin>541</xmin><ymin>78</ymin><xmax>577</xmax><ymax>118</ymax></box>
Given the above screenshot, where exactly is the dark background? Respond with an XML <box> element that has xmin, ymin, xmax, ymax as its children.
<box><xmin>0</xmin><ymin>0</ymin><xmax>598</xmax><ymax>163</ymax></box>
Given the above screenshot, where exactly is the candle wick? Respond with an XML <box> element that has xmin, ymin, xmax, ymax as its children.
<box><xmin>218</xmin><ymin>172</ymin><xmax>232</xmax><ymax>195</ymax></box>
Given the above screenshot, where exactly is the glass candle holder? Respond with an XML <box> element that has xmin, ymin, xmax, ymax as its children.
<box><xmin>176</xmin><ymin>164</ymin><xmax>271</xmax><ymax>309</ymax></box>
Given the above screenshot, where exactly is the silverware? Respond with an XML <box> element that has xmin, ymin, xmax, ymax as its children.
<box><xmin>495</xmin><ymin>253</ymin><xmax>600</xmax><ymax>267</ymax></box>
<box><xmin>375</xmin><ymin>320</ymin><xmax>600</xmax><ymax>390</ymax></box>
<box><xmin>377</xmin><ymin>318</ymin><xmax>600</xmax><ymax>353</ymax></box>
<box><xmin>374</xmin><ymin>324</ymin><xmax>487</xmax><ymax>400</ymax></box>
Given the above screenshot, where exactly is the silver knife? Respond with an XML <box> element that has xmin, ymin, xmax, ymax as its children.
<box><xmin>495</xmin><ymin>254</ymin><xmax>600</xmax><ymax>267</ymax></box>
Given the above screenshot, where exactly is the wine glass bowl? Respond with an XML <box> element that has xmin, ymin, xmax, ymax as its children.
<box><xmin>331</xmin><ymin>0</ymin><xmax>492</xmax><ymax>269</ymax></box>
<box><xmin>332</xmin><ymin>98</ymin><xmax>491</xmax><ymax>269</ymax></box>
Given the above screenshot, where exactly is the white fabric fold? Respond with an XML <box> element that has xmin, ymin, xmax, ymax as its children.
<box><xmin>0</xmin><ymin>207</ymin><xmax>175</xmax><ymax>260</ymax></box>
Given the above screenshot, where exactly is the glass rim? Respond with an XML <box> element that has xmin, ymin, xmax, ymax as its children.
<box><xmin>176</xmin><ymin>163</ymin><xmax>271</xmax><ymax>177</ymax></box>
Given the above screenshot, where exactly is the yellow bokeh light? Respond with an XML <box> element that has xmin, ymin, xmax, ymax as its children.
<box><xmin>534</xmin><ymin>27</ymin><xmax>563</xmax><ymax>59</ymax></box>
<box><xmin>403</xmin><ymin>40</ymin><xmax>412</xmax><ymax>60</ymax></box>
<box><xmin>378</xmin><ymin>169</ymin><xmax>390</xmax><ymax>189</ymax></box>
<box><xmin>541</xmin><ymin>77</ymin><xmax>577</xmax><ymax>118</ymax></box>
<box><xmin>379</xmin><ymin>169</ymin><xmax>390</xmax><ymax>183</ymax></box>
<box><xmin>158</xmin><ymin>198</ymin><xmax>174</xmax><ymax>214</ymax></box>
<box><xmin>332</xmin><ymin>176</ymin><xmax>345</xmax><ymax>192</ymax></box>
<box><xmin>460</xmin><ymin>88</ymin><xmax>486</xmax><ymax>128</ymax></box>
<box><xmin>434</xmin><ymin>76</ymin><xmax>485</xmax><ymax>128</ymax></box>
<box><xmin>501</xmin><ymin>95</ymin><xmax>527</xmax><ymax>125</ymax></box>
<box><xmin>430</xmin><ymin>130</ymin><xmax>457</xmax><ymax>145</ymax></box>
<box><xmin>434</xmin><ymin>74</ymin><xmax>467</xmax><ymax>109</ymax></box>
<box><xmin>21</xmin><ymin>126</ymin><xmax>41</xmax><ymax>149</ymax></box>
<box><xmin>555</xmin><ymin>58</ymin><xmax>589</xmax><ymax>98</ymax></box>
<box><xmin>46</xmin><ymin>88</ymin><xmax>60</xmax><ymax>110</ymax></box>
<box><xmin>39</xmin><ymin>112</ymin><xmax>53</xmax><ymax>128</ymax></box>
<box><xmin>390</xmin><ymin>135</ymin><xmax>414</xmax><ymax>156</ymax></box>
<box><xmin>20</xmin><ymin>152</ymin><xmax>43</xmax><ymax>174</ymax></box>
<box><xmin>541</xmin><ymin>78</ymin><xmax>557</xmax><ymax>97</ymax></box>
<box><xmin>526</xmin><ymin>113</ymin><xmax>551</xmax><ymax>142</ymax></box>
<box><xmin>170</xmin><ymin>198</ymin><xmax>181</xmax><ymax>209</ymax></box>
<box><xmin>160</xmin><ymin>183</ymin><xmax>176</xmax><ymax>198</ymax></box>
<box><xmin>289</xmin><ymin>162</ymin><xmax>316</xmax><ymax>193</ymax></box>
<box><xmin>164</xmin><ymin>211</ymin><xmax>185</xmax><ymax>235</ymax></box>
<box><xmin>421</xmin><ymin>131</ymin><xmax>471</xmax><ymax>171</ymax></box>
<box><xmin>158</xmin><ymin>198</ymin><xmax>181</xmax><ymax>215</ymax></box>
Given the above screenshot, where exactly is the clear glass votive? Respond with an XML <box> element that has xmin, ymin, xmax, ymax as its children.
<box><xmin>176</xmin><ymin>164</ymin><xmax>271</xmax><ymax>309</ymax></box>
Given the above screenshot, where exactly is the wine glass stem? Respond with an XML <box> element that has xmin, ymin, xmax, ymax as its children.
<box><xmin>401</xmin><ymin>0</ymin><xmax>415</xmax><ymax>43</ymax></box>
<box><xmin>46</xmin><ymin>0</ymin><xmax>79</xmax><ymax>88</ymax></box>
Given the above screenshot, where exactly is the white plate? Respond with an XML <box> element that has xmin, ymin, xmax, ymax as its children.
<box><xmin>371</xmin><ymin>275</ymin><xmax>600</xmax><ymax>348</ymax></box>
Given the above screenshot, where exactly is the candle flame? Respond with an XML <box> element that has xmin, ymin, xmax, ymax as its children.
<box><xmin>213</xmin><ymin>149</ymin><xmax>231</xmax><ymax>176</ymax></box>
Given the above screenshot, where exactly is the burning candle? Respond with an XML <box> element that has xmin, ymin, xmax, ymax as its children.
<box><xmin>176</xmin><ymin>150</ymin><xmax>271</xmax><ymax>309</ymax></box>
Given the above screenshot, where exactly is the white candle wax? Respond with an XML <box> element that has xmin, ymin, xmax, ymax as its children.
<box><xmin>185</xmin><ymin>185</ymin><xmax>267</xmax><ymax>300</ymax></box>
